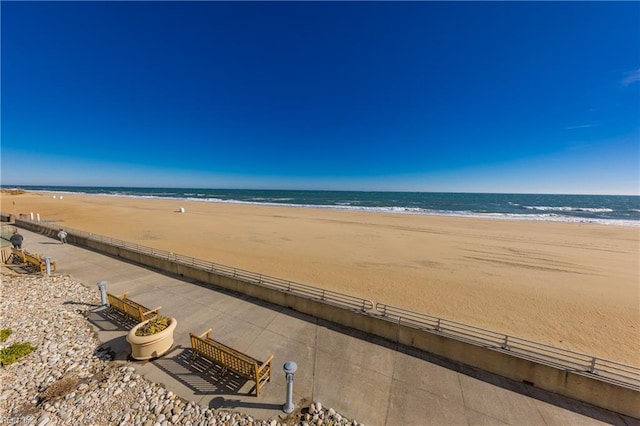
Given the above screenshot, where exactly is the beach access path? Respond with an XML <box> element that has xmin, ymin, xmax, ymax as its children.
<box><xmin>15</xmin><ymin>227</ymin><xmax>622</xmax><ymax>426</ymax></box>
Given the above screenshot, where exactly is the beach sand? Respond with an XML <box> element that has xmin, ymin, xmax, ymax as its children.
<box><xmin>2</xmin><ymin>191</ymin><xmax>639</xmax><ymax>365</ymax></box>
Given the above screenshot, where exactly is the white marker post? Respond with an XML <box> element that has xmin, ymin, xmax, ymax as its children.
<box><xmin>283</xmin><ymin>361</ymin><xmax>298</xmax><ymax>413</ymax></box>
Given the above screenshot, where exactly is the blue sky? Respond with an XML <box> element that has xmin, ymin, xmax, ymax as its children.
<box><xmin>2</xmin><ymin>2</ymin><xmax>639</xmax><ymax>194</ymax></box>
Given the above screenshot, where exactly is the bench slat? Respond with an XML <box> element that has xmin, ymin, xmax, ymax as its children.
<box><xmin>10</xmin><ymin>248</ymin><xmax>56</xmax><ymax>273</ymax></box>
<box><xmin>190</xmin><ymin>329</ymin><xmax>272</xmax><ymax>397</ymax></box>
<box><xmin>106</xmin><ymin>292</ymin><xmax>160</xmax><ymax>323</ymax></box>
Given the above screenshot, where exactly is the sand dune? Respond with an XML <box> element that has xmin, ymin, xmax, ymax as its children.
<box><xmin>2</xmin><ymin>191</ymin><xmax>639</xmax><ymax>365</ymax></box>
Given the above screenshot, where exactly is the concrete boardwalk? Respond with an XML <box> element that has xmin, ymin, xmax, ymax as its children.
<box><xmin>11</xmin><ymin>228</ymin><xmax>627</xmax><ymax>426</ymax></box>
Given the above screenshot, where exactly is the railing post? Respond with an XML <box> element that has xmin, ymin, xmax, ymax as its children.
<box><xmin>589</xmin><ymin>357</ymin><xmax>597</xmax><ymax>373</ymax></box>
<box><xmin>436</xmin><ymin>318</ymin><xmax>441</xmax><ymax>332</ymax></box>
<box><xmin>502</xmin><ymin>335</ymin><xmax>509</xmax><ymax>350</ymax></box>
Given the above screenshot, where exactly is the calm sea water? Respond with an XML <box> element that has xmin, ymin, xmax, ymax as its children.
<box><xmin>13</xmin><ymin>185</ymin><xmax>640</xmax><ymax>226</ymax></box>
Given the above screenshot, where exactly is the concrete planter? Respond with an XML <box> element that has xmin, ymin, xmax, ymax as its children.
<box><xmin>126</xmin><ymin>317</ymin><xmax>177</xmax><ymax>360</ymax></box>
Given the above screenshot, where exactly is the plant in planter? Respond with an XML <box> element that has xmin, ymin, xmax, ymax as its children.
<box><xmin>126</xmin><ymin>315</ymin><xmax>177</xmax><ymax>361</ymax></box>
<box><xmin>135</xmin><ymin>315</ymin><xmax>171</xmax><ymax>336</ymax></box>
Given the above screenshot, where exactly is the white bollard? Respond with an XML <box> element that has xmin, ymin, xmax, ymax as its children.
<box><xmin>30</xmin><ymin>212</ymin><xmax>34</xmax><ymax>220</ymax></box>
<box><xmin>283</xmin><ymin>361</ymin><xmax>298</xmax><ymax>413</ymax></box>
<box><xmin>97</xmin><ymin>281</ymin><xmax>108</xmax><ymax>306</ymax></box>
<box><xmin>37</xmin><ymin>213</ymin><xmax>40</xmax><ymax>222</ymax></box>
<box><xmin>179</xmin><ymin>207</ymin><xmax>185</xmax><ymax>213</ymax></box>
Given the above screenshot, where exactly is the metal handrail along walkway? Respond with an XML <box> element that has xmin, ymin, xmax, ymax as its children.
<box><xmin>12</xmin><ymin>217</ymin><xmax>640</xmax><ymax>393</ymax></box>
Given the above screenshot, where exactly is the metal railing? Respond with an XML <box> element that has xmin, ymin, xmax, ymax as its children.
<box><xmin>166</xmin><ymin>248</ymin><xmax>374</xmax><ymax>312</ymax></box>
<box><xmin>375</xmin><ymin>303</ymin><xmax>640</xmax><ymax>390</ymax></box>
<box><xmin>0</xmin><ymin>223</ymin><xmax>18</xmax><ymax>242</ymax></box>
<box><xmin>12</xmin><ymin>217</ymin><xmax>640</xmax><ymax>391</ymax></box>
<box><xmin>30</xmin><ymin>220</ymin><xmax>373</xmax><ymax>313</ymax></box>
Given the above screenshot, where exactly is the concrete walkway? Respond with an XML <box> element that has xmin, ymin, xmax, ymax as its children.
<box><xmin>9</xmin><ymin>227</ymin><xmax>629</xmax><ymax>426</ymax></box>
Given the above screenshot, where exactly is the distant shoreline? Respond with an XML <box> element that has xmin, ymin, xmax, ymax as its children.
<box><xmin>5</xmin><ymin>186</ymin><xmax>639</xmax><ymax>226</ymax></box>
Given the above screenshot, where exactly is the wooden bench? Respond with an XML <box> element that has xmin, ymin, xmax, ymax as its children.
<box><xmin>190</xmin><ymin>328</ymin><xmax>273</xmax><ymax>397</ymax></box>
<box><xmin>0</xmin><ymin>247</ymin><xmax>11</xmax><ymax>264</ymax></box>
<box><xmin>10</xmin><ymin>247</ymin><xmax>57</xmax><ymax>273</ymax></box>
<box><xmin>106</xmin><ymin>291</ymin><xmax>161</xmax><ymax>323</ymax></box>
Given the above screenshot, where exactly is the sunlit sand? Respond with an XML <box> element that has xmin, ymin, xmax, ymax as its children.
<box><xmin>2</xmin><ymin>190</ymin><xmax>638</xmax><ymax>365</ymax></box>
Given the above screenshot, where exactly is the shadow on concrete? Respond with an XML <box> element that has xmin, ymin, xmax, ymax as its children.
<box><xmin>87</xmin><ymin>306</ymin><xmax>140</xmax><ymax>332</ymax></box>
<box><xmin>208</xmin><ymin>396</ymin><xmax>282</xmax><ymax>411</ymax></box>
<box><xmin>95</xmin><ymin>335</ymin><xmax>130</xmax><ymax>362</ymax></box>
<box><xmin>63</xmin><ymin>300</ymin><xmax>101</xmax><ymax>308</ymax></box>
<box><xmin>151</xmin><ymin>346</ymin><xmax>259</xmax><ymax>397</ymax></box>
<box><xmin>84</xmin><ymin>295</ymin><xmax>275</xmax><ymax>399</ymax></box>
<box><xmin>395</xmin><ymin>343</ymin><xmax>635</xmax><ymax>426</ymax></box>
<box><xmin>262</xmin><ymin>307</ymin><xmax>637</xmax><ymax>426</ymax></box>
<box><xmin>3</xmin><ymin>264</ymin><xmax>40</xmax><ymax>275</ymax></box>
<box><xmin>72</xmin><ymin>250</ymin><xmax>636</xmax><ymax>424</ymax></box>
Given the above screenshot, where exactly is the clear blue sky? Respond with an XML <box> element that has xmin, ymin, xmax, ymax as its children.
<box><xmin>2</xmin><ymin>1</ymin><xmax>639</xmax><ymax>194</ymax></box>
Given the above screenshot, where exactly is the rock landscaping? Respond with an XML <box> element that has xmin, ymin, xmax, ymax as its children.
<box><xmin>0</xmin><ymin>270</ymin><xmax>362</xmax><ymax>426</ymax></box>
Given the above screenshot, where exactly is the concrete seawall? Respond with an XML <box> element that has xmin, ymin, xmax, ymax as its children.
<box><xmin>14</xmin><ymin>218</ymin><xmax>640</xmax><ymax>419</ymax></box>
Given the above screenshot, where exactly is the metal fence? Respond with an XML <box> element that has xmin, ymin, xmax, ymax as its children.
<box><xmin>41</xmin><ymin>221</ymin><xmax>374</xmax><ymax>313</ymax></box>
<box><xmin>13</xmin><ymin>217</ymin><xmax>640</xmax><ymax>391</ymax></box>
<box><xmin>375</xmin><ymin>303</ymin><xmax>640</xmax><ymax>390</ymax></box>
<box><xmin>0</xmin><ymin>223</ymin><xmax>17</xmax><ymax>242</ymax></box>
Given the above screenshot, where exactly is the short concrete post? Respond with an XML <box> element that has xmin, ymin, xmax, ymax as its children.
<box><xmin>283</xmin><ymin>361</ymin><xmax>297</xmax><ymax>413</ymax></box>
<box><xmin>36</xmin><ymin>213</ymin><xmax>41</xmax><ymax>222</ymax></box>
<box><xmin>97</xmin><ymin>281</ymin><xmax>108</xmax><ymax>306</ymax></box>
<box><xmin>44</xmin><ymin>257</ymin><xmax>51</xmax><ymax>276</ymax></box>
<box><xmin>30</xmin><ymin>212</ymin><xmax>34</xmax><ymax>220</ymax></box>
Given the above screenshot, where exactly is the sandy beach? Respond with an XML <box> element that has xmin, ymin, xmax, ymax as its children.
<box><xmin>2</xmin><ymin>191</ymin><xmax>639</xmax><ymax>365</ymax></box>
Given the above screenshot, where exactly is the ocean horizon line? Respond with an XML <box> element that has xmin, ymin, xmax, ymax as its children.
<box><xmin>4</xmin><ymin>184</ymin><xmax>639</xmax><ymax>197</ymax></box>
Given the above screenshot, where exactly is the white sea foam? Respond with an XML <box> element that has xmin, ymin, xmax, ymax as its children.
<box><xmin>192</xmin><ymin>200</ymin><xmax>639</xmax><ymax>226</ymax></box>
<box><xmin>524</xmin><ymin>206</ymin><xmax>614</xmax><ymax>213</ymax></box>
<box><xmin>26</xmin><ymin>190</ymin><xmax>640</xmax><ymax>227</ymax></box>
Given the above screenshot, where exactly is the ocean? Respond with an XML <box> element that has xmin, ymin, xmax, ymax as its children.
<box><xmin>11</xmin><ymin>185</ymin><xmax>640</xmax><ymax>226</ymax></box>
